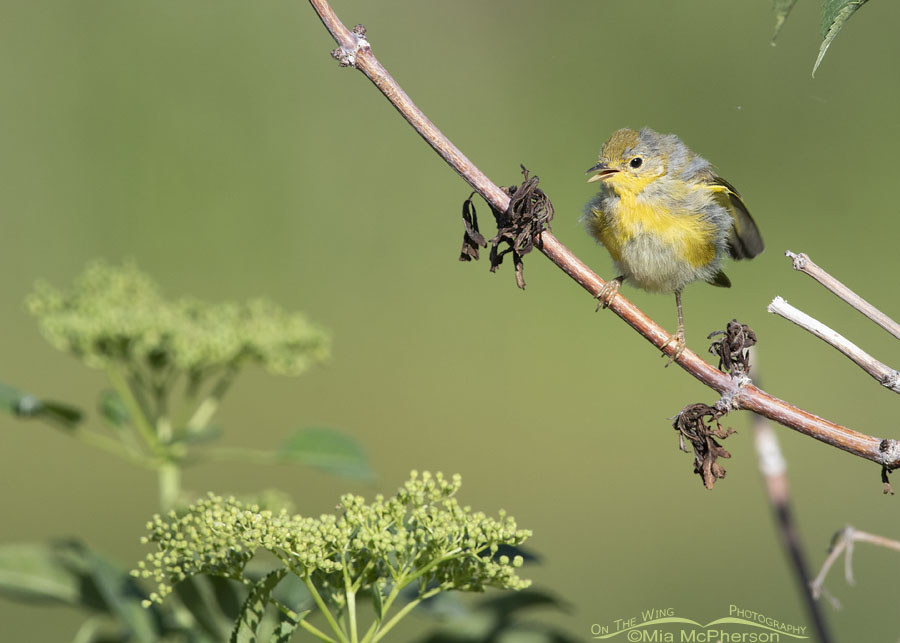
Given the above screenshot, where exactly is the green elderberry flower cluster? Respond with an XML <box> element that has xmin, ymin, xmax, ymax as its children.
<box><xmin>27</xmin><ymin>261</ymin><xmax>329</xmax><ymax>377</ymax></box>
<box><xmin>135</xmin><ymin>472</ymin><xmax>531</xmax><ymax>630</ymax></box>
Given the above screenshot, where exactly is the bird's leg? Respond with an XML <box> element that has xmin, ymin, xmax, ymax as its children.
<box><xmin>595</xmin><ymin>275</ymin><xmax>625</xmax><ymax>311</ymax></box>
<box><xmin>661</xmin><ymin>289</ymin><xmax>686</xmax><ymax>366</ymax></box>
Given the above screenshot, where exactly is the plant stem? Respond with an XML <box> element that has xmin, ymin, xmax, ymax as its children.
<box><xmin>785</xmin><ymin>250</ymin><xmax>900</xmax><ymax>341</ymax></box>
<box><xmin>108</xmin><ymin>364</ymin><xmax>182</xmax><ymax>510</ymax></box>
<box><xmin>70</xmin><ymin>427</ymin><xmax>154</xmax><ymax>469</ymax></box>
<box><xmin>371</xmin><ymin>571</ymin><xmax>406</xmax><ymax>620</ymax></box>
<box><xmin>299</xmin><ymin>619</ymin><xmax>341</xmax><ymax>643</ymax></box>
<box><xmin>400</xmin><ymin>549</ymin><xmax>462</xmax><ymax>587</ymax></box>
<box><xmin>105</xmin><ymin>366</ymin><xmax>160</xmax><ymax>452</ymax></box>
<box><xmin>811</xmin><ymin>526</ymin><xmax>900</xmax><ymax>601</ymax></box>
<box><xmin>302</xmin><ymin>572</ymin><xmax>349</xmax><ymax>643</ymax></box>
<box><xmin>768</xmin><ymin>296</ymin><xmax>900</xmax><ymax>394</ymax></box>
<box><xmin>202</xmin><ymin>447</ymin><xmax>282</xmax><ymax>465</ymax></box>
<box><xmin>186</xmin><ymin>367</ymin><xmax>236</xmax><ymax>433</ymax></box>
<box><xmin>342</xmin><ymin>550</ymin><xmax>359</xmax><ymax>643</ymax></box>
<box><xmin>157</xmin><ymin>414</ymin><xmax>173</xmax><ymax>443</ymax></box>
<box><xmin>371</xmin><ymin>586</ymin><xmax>442</xmax><ymax>643</ymax></box>
<box><xmin>750</xmin><ymin>407</ymin><xmax>832</xmax><ymax>642</ymax></box>
<box><xmin>360</xmin><ymin>553</ymin><xmax>456</xmax><ymax>643</ymax></box>
<box><xmin>158</xmin><ymin>461</ymin><xmax>181</xmax><ymax>513</ymax></box>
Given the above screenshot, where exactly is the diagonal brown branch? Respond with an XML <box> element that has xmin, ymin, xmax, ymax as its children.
<box><xmin>307</xmin><ymin>0</ymin><xmax>900</xmax><ymax>473</ymax></box>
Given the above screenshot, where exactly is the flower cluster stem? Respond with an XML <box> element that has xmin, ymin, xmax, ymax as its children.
<box><xmin>299</xmin><ymin>619</ymin><xmax>341</xmax><ymax>643</ymax></box>
<box><xmin>370</xmin><ymin>586</ymin><xmax>442</xmax><ymax>643</ymax></box>
<box><xmin>186</xmin><ymin>367</ymin><xmax>236</xmax><ymax>433</ymax></box>
<box><xmin>106</xmin><ymin>365</ymin><xmax>160</xmax><ymax>453</ymax></box>
<box><xmin>157</xmin><ymin>462</ymin><xmax>180</xmax><ymax>513</ymax></box>
<box><xmin>302</xmin><ymin>572</ymin><xmax>348</xmax><ymax>643</ymax></box>
<box><xmin>70</xmin><ymin>427</ymin><xmax>153</xmax><ymax>469</ymax></box>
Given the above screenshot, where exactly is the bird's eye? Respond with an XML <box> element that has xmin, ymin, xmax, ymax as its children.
<box><xmin>629</xmin><ymin>157</ymin><xmax>643</xmax><ymax>168</ymax></box>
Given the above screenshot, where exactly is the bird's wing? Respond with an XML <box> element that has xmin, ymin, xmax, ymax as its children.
<box><xmin>711</xmin><ymin>177</ymin><xmax>765</xmax><ymax>260</ymax></box>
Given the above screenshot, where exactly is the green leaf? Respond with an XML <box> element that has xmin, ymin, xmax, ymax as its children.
<box><xmin>476</xmin><ymin>589</ymin><xmax>570</xmax><ymax>616</ymax></box>
<box><xmin>76</xmin><ymin>543</ymin><xmax>159</xmax><ymax>643</ymax></box>
<box><xmin>0</xmin><ymin>542</ymin><xmax>89</xmax><ymax>605</ymax></box>
<box><xmin>0</xmin><ymin>381</ymin><xmax>82</xmax><ymax>428</ymax></box>
<box><xmin>0</xmin><ymin>382</ymin><xmax>22</xmax><ymax>412</ymax></box>
<box><xmin>38</xmin><ymin>401</ymin><xmax>84</xmax><ymax>426</ymax></box>
<box><xmin>98</xmin><ymin>389</ymin><xmax>129</xmax><ymax>427</ymax></box>
<box><xmin>419</xmin><ymin>590</ymin><xmax>577</xmax><ymax>643</ymax></box>
<box><xmin>268</xmin><ymin>571</ymin><xmax>312</xmax><ymax>613</ymax></box>
<box><xmin>772</xmin><ymin>0</ymin><xmax>799</xmax><ymax>42</ymax></box>
<box><xmin>372</xmin><ymin>585</ymin><xmax>385</xmax><ymax>621</ymax></box>
<box><xmin>0</xmin><ymin>541</ymin><xmax>159</xmax><ymax>642</ymax></box>
<box><xmin>411</xmin><ymin>590</ymin><xmax>468</xmax><ymax>620</ymax></box>
<box><xmin>278</xmin><ymin>427</ymin><xmax>373</xmax><ymax>480</ymax></box>
<box><xmin>814</xmin><ymin>0</ymin><xmax>870</xmax><ymax>76</ymax></box>
<box><xmin>230</xmin><ymin>569</ymin><xmax>287</xmax><ymax>643</ymax></box>
<box><xmin>174</xmin><ymin>576</ymin><xmax>233</xmax><ymax>641</ymax></box>
<box><xmin>268</xmin><ymin>614</ymin><xmax>300</xmax><ymax>643</ymax></box>
<box><xmin>208</xmin><ymin>576</ymin><xmax>246</xmax><ymax>622</ymax></box>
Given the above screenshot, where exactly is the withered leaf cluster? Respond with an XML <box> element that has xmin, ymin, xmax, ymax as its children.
<box><xmin>459</xmin><ymin>167</ymin><xmax>554</xmax><ymax>289</ymax></box>
<box><xmin>708</xmin><ymin>319</ymin><xmax>757</xmax><ymax>375</ymax></box>
<box><xmin>673</xmin><ymin>403</ymin><xmax>736</xmax><ymax>490</ymax></box>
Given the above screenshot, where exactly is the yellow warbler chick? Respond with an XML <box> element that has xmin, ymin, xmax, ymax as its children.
<box><xmin>583</xmin><ymin>127</ymin><xmax>764</xmax><ymax>363</ymax></box>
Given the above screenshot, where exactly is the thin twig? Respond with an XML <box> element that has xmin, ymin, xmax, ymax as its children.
<box><xmin>768</xmin><ymin>296</ymin><xmax>900</xmax><ymax>394</ymax></box>
<box><xmin>810</xmin><ymin>526</ymin><xmax>900</xmax><ymax>603</ymax></box>
<box><xmin>307</xmin><ymin>0</ymin><xmax>900</xmax><ymax>472</ymax></box>
<box><xmin>786</xmin><ymin>251</ymin><xmax>900</xmax><ymax>341</ymax></box>
<box><xmin>750</xmin><ymin>378</ymin><xmax>831</xmax><ymax>641</ymax></box>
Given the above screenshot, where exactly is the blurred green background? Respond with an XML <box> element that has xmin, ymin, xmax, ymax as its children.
<box><xmin>2</xmin><ymin>0</ymin><xmax>900</xmax><ymax>640</ymax></box>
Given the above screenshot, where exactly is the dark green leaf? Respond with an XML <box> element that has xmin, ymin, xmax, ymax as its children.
<box><xmin>372</xmin><ymin>585</ymin><xmax>385</xmax><ymax>621</ymax></box>
<box><xmin>0</xmin><ymin>382</ymin><xmax>22</xmax><ymax>412</ymax></box>
<box><xmin>0</xmin><ymin>381</ymin><xmax>82</xmax><ymax>428</ymax></box>
<box><xmin>772</xmin><ymin>0</ymin><xmax>799</xmax><ymax>41</ymax></box>
<box><xmin>268</xmin><ymin>613</ymin><xmax>300</xmax><ymax>643</ymax></box>
<box><xmin>208</xmin><ymin>576</ymin><xmax>247</xmax><ymax>622</ymax></box>
<box><xmin>269</xmin><ymin>571</ymin><xmax>312</xmax><ymax>613</ymax></box>
<box><xmin>98</xmin><ymin>389</ymin><xmax>129</xmax><ymax>427</ymax></box>
<box><xmin>278</xmin><ymin>427</ymin><xmax>373</xmax><ymax>480</ymax></box>
<box><xmin>231</xmin><ymin>569</ymin><xmax>287</xmax><ymax>643</ymax></box>
<box><xmin>413</xmin><ymin>590</ymin><xmax>468</xmax><ymax>620</ymax></box>
<box><xmin>0</xmin><ymin>540</ymin><xmax>160</xmax><ymax>643</ymax></box>
<box><xmin>814</xmin><ymin>0</ymin><xmax>870</xmax><ymax>76</ymax></box>
<box><xmin>174</xmin><ymin>576</ymin><xmax>233</xmax><ymax>641</ymax></box>
<box><xmin>0</xmin><ymin>542</ymin><xmax>89</xmax><ymax>606</ymax></box>
<box><xmin>476</xmin><ymin>589</ymin><xmax>570</xmax><ymax>616</ymax></box>
<box><xmin>40</xmin><ymin>401</ymin><xmax>84</xmax><ymax>426</ymax></box>
<box><xmin>418</xmin><ymin>590</ymin><xmax>577</xmax><ymax>643</ymax></box>
<box><xmin>77</xmin><ymin>544</ymin><xmax>159</xmax><ymax>643</ymax></box>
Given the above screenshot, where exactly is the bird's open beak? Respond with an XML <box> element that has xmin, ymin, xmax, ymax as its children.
<box><xmin>586</xmin><ymin>161</ymin><xmax>618</xmax><ymax>183</ymax></box>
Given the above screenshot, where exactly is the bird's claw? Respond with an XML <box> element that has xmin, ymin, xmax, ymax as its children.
<box><xmin>594</xmin><ymin>277</ymin><xmax>622</xmax><ymax>311</ymax></box>
<box><xmin>661</xmin><ymin>328</ymin><xmax>686</xmax><ymax>367</ymax></box>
